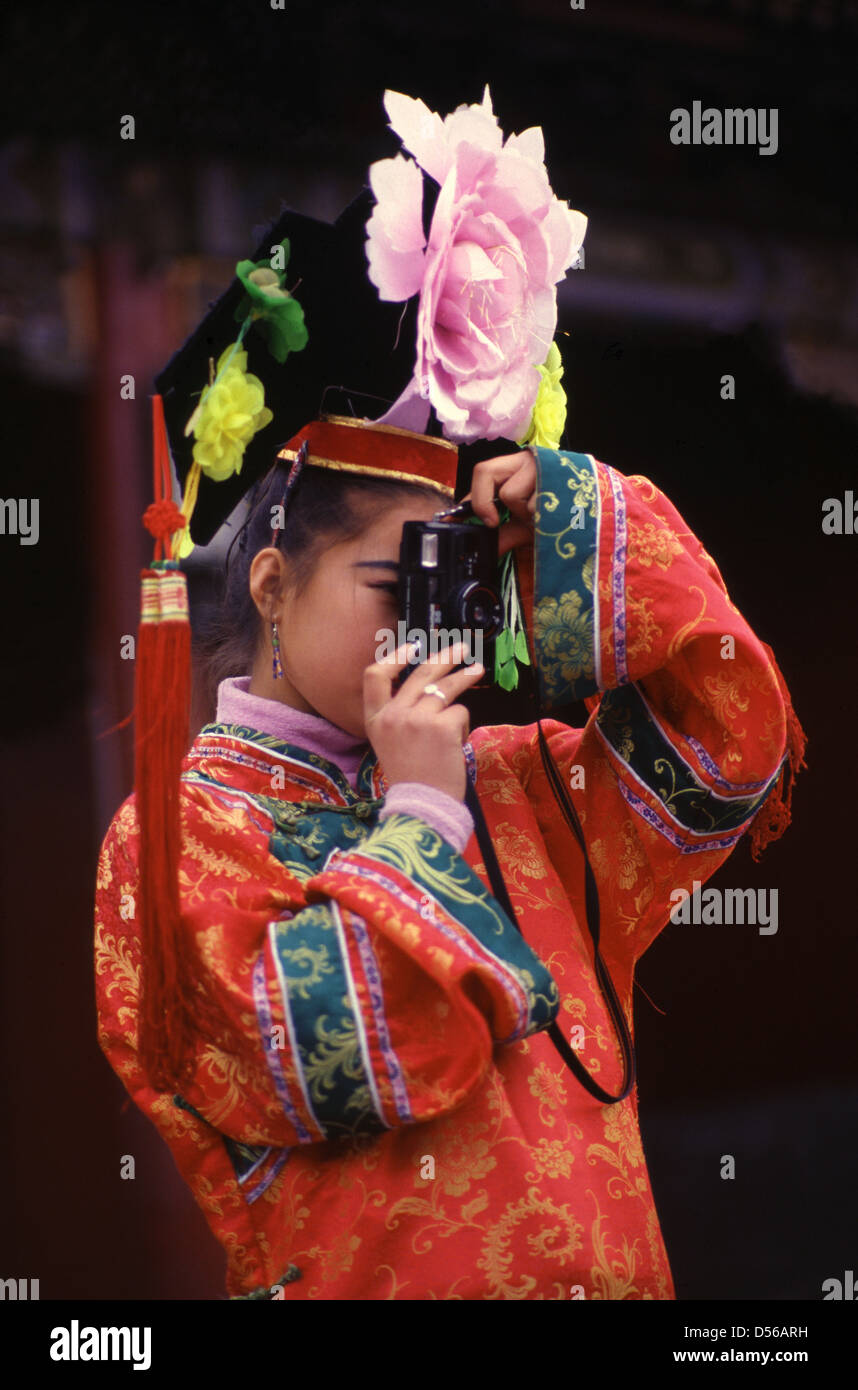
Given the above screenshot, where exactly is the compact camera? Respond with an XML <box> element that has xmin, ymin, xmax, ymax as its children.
<box><xmin>397</xmin><ymin>514</ymin><xmax>504</xmax><ymax>685</ymax></box>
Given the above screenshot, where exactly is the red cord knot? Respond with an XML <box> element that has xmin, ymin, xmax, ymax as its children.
<box><xmin>143</xmin><ymin>499</ymin><xmax>187</xmax><ymax>540</ymax></box>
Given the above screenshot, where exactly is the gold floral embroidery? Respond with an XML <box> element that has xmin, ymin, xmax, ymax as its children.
<box><xmin>627</xmin><ymin>520</ymin><xmax>684</xmax><ymax>571</ymax></box>
<box><xmin>665</xmin><ymin>583</ymin><xmax>718</xmax><ymax>659</ymax></box>
<box><xmin>588</xmin><ymin>1191</ymin><xmax>642</xmax><ymax>1300</ymax></box>
<box><xmin>95</xmin><ymin>848</ymin><xmax>113</xmax><ymax>893</ymax></box>
<box><xmin>525</xmin><ymin>1137</ymin><xmax>575</xmax><ymax>1180</ymax></box>
<box><xmin>112</xmin><ymin>798</ymin><xmax>139</xmax><ymax>846</ymax></box>
<box><xmin>492</xmin><ymin>824</ymin><xmax>546</xmax><ymax>879</ymax></box>
<box><xmin>533</xmin><ymin>589</ymin><xmax>594</xmax><ymax>686</ymax></box>
<box><xmin>477</xmin><ymin>1187</ymin><xmax>583</xmax><ymax>1299</ymax></box>
<box><xmin>628</xmin><ymin>474</ymin><xmax>659</xmax><ymax>503</ymax></box>
<box><xmin>196</xmin><ymin>1045</ymin><xmax>255</xmax><ymax>1130</ymax></box>
<box><xmin>564</xmin><ymin>465</ymin><xmax>598</xmax><ymax>518</ymax></box>
<box><xmin>625</xmin><ymin>591</ymin><xmax>663</xmax><ymax>665</ymax></box>
<box><xmin>433</xmin><ymin>1122</ymin><xmax>498</xmax><ymax>1196</ymax></box>
<box><xmin>479</xmin><ymin>775</ymin><xmax>525</xmax><ymax>806</ymax></box>
<box><xmin>534</xmin><ymin>489</ymin><xmax>580</xmax><ymax>562</ymax></box>
<box><xmin>586</xmin><ymin>1103</ymin><xmax>648</xmax><ymax>1202</ymax></box>
<box><xmin>527</xmin><ymin>1060</ymin><xmax>569</xmax><ymax>1126</ymax></box>
<box><xmin>590</xmin><ymin>826</ymin><xmax>647</xmax><ymax>897</ymax></box>
<box><xmin>702</xmin><ymin>671</ymin><xmax>750</xmax><ymax>731</ymax></box>
<box><xmin>319</xmin><ymin>1230</ymin><xmax>361</xmax><ymax>1282</ymax></box>
<box><xmin>183</xmin><ymin>832</ymin><xmax>255</xmax><ymax>882</ymax></box>
<box><xmin>560</xmin><ymin>994</ymin><xmax>613</xmax><ymax>1060</ymax></box>
<box><xmin>149</xmin><ymin>1093</ymin><xmax>212</xmax><ymax>1151</ymax></box>
<box><xmin>94</xmin><ymin>931</ymin><xmax>140</xmax><ymax>1032</ymax></box>
<box><xmin>279</xmin><ymin>942</ymin><xmax>336</xmax><ymax>1000</ymax></box>
<box><xmin>303</xmin><ymin>1014</ymin><xmax>368</xmax><ymax>1118</ymax></box>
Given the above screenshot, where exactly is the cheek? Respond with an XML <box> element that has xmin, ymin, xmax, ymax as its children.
<box><xmin>305</xmin><ymin>584</ymin><xmax>393</xmax><ymax>674</ymax></box>
<box><xmin>355</xmin><ymin>592</ymin><xmax>400</xmax><ymax>663</ymax></box>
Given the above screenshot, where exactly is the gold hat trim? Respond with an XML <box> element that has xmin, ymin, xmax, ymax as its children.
<box><xmin>274</xmin><ymin>450</ymin><xmax>454</xmax><ymax>496</ymax></box>
<box><xmin>318</xmin><ymin>412</ymin><xmax>458</xmax><ymax>453</ymax></box>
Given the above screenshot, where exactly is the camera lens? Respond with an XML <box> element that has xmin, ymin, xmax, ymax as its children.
<box><xmin>456</xmin><ymin>582</ymin><xmax>504</xmax><ymax>636</ymax></box>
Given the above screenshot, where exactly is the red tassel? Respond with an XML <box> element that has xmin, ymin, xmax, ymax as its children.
<box><xmin>133</xmin><ymin>397</ymin><xmax>215</xmax><ymax>1090</ymax></box>
<box><xmin>135</xmin><ymin>565</ymin><xmax>199</xmax><ymax>1089</ymax></box>
<box><xmin>748</xmin><ymin>642</ymin><xmax>808</xmax><ymax>862</ymax></box>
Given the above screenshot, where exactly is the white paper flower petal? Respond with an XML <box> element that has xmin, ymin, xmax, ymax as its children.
<box><xmin>365</xmin><ymin>222</ymin><xmax>425</xmax><ymax>301</ymax></box>
<box><xmin>383</xmin><ymin>90</ymin><xmax>450</xmax><ymax>185</ymax></box>
<box><xmin>446</xmin><ymin>240</ymin><xmax>505</xmax><ymax>287</ymax></box>
<box><xmin>545</xmin><ymin>201</ymin><xmax>588</xmax><ymax>279</ymax></box>
<box><xmin>368</xmin><ymin>154</ymin><xmax>426</xmax><ymax>253</ymax></box>
<box><xmin>376</xmin><ymin>376</ymin><xmax>432</xmax><ymax>433</ymax></box>
<box><xmin>504</xmin><ymin>124</ymin><xmax>545</xmax><ymax>166</ymax></box>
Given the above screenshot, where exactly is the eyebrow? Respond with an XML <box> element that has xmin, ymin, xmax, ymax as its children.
<box><xmin>352</xmin><ymin>560</ymin><xmax>399</xmax><ymax>571</ymax></box>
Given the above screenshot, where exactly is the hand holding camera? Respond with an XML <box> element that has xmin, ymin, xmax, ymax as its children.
<box><xmin>363</xmin><ymin>641</ymin><xmax>484</xmax><ymax>802</ymax></box>
<box><xmin>396</xmin><ymin>449</ymin><xmax>537</xmax><ymax>686</ymax></box>
<box><xmin>363</xmin><ymin>450</ymin><xmax>536</xmax><ymax>801</ymax></box>
<box><xmin>462</xmin><ymin>448</ymin><xmax>537</xmax><ymax>556</ymax></box>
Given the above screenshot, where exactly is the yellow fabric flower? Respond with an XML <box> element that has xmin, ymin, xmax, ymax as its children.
<box><xmin>517</xmin><ymin>340</ymin><xmax>567</xmax><ymax>451</ymax></box>
<box><xmin>184</xmin><ymin>343</ymin><xmax>274</xmax><ymax>483</ymax></box>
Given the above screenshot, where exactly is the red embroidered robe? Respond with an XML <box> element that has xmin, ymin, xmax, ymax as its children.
<box><xmin>94</xmin><ymin>447</ymin><xmax>791</xmax><ymax>1299</ymax></box>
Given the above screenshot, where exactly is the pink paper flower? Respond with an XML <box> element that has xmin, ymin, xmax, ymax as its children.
<box><xmin>366</xmin><ymin>87</ymin><xmax>587</xmax><ymax>444</ymax></box>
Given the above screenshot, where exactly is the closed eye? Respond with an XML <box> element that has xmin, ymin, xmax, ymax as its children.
<box><xmin>368</xmin><ymin>581</ymin><xmax>399</xmax><ymax>596</ymax></box>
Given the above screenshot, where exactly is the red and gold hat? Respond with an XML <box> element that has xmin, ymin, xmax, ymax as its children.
<box><xmin>277</xmin><ymin>413</ymin><xmax>457</xmax><ymax>497</ymax></box>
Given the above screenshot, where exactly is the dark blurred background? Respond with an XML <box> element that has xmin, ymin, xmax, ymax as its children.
<box><xmin>1</xmin><ymin>0</ymin><xmax>856</xmax><ymax>1300</ymax></box>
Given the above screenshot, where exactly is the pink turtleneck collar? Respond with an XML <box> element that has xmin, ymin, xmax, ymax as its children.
<box><xmin>215</xmin><ymin>675</ymin><xmax>369</xmax><ymax>790</ymax></box>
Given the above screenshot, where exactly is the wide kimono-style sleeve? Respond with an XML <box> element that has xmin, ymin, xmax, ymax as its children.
<box><xmin>94</xmin><ymin>788</ymin><xmax>560</xmax><ymax>1151</ymax></box>
<box><xmin>505</xmin><ymin>445</ymin><xmax>800</xmax><ymax>966</ymax></box>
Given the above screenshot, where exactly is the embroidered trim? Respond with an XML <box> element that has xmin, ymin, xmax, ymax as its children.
<box><xmin>269</xmin><ymin>905</ymin><xmax>388</xmax><ymax>1141</ymax></box>
<box><xmin>682</xmin><ymin>730</ymin><xmax>773</xmax><ymax>794</ymax></box>
<box><xmin>344</xmin><ymin>908</ymin><xmax>413</xmax><ymax>1124</ymax></box>
<box><xmin>531</xmin><ymin>447</ymin><xmax>600</xmax><ymax>705</ymax></box>
<box><xmin>222</xmin><ymin>1138</ymin><xmax>290</xmax><ymax>1203</ymax></box>
<box><xmin>615</xmin><ymin>778</ymin><xmax>747</xmax><ymax>853</ymax></box>
<box><xmin>596</xmin><ymin>684</ymin><xmax>781</xmax><ymax>834</ymax></box>
<box><xmin>253</xmin><ymin>951</ymin><xmax>314</xmax><ymax>1144</ymax></box>
<box><xmin>243</xmin><ymin>1147</ymin><xmax>290</xmax><ymax>1204</ymax></box>
<box><xmin>330</xmin><ymin>901</ymin><xmax>390</xmax><ymax>1131</ymax></box>
<box><xmin>193</xmin><ymin>725</ymin><xmax>357</xmax><ymax>800</ymax></box>
<box><xmin>605</xmin><ymin>464</ymin><xmax>629</xmax><ymax>685</ymax></box>
<box><xmin>464</xmin><ymin>740</ymin><xmax>477</xmax><ymax>787</ymax></box>
<box><xmin>585</xmin><ymin>453</ymin><xmax>604</xmax><ymax>692</ymax></box>
<box><xmin>267</xmin><ymin>921</ymin><xmax>325</xmax><ymax>1139</ymax></box>
<box><xmin>180</xmin><ymin>774</ymin><xmax>279</xmax><ymax>834</ymax></box>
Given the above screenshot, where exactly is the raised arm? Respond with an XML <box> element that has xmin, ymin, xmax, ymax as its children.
<box><xmin>484</xmin><ymin>445</ymin><xmax>803</xmax><ymax>966</ymax></box>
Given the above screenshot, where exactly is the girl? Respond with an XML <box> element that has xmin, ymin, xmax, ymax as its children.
<box><xmin>94</xmin><ymin>412</ymin><xmax>803</xmax><ymax>1300</ymax></box>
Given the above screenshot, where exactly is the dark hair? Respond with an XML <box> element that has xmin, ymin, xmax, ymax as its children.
<box><xmin>192</xmin><ymin>462</ymin><xmax>444</xmax><ymax>721</ymax></box>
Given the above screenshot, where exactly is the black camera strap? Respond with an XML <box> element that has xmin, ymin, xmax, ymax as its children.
<box><xmin>464</xmin><ymin>716</ymin><xmax>636</xmax><ymax>1104</ymax></box>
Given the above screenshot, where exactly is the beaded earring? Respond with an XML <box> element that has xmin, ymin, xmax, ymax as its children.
<box><xmin>268</xmin><ymin>438</ymin><xmax>307</xmax><ymax>685</ymax></box>
<box><xmin>271</xmin><ymin>619</ymin><xmax>284</xmax><ymax>680</ymax></box>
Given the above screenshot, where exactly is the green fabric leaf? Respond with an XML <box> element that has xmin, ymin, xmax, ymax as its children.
<box><xmin>495</xmin><ymin>628</ymin><xmax>514</xmax><ymax>663</ymax></box>
<box><xmin>232</xmin><ymin>247</ymin><xmax>309</xmax><ymax>363</ymax></box>
<box><xmin>497</xmin><ymin>659</ymin><xmax>518</xmax><ymax>691</ymax></box>
<box><xmin>261</xmin><ymin>303</ymin><xmax>309</xmax><ymax>363</ymax></box>
<box><xmin>514</xmin><ymin>629</ymin><xmax>531</xmax><ymax>664</ymax></box>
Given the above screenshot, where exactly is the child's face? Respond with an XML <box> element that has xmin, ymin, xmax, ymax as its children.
<box><xmin>274</xmin><ymin>494</ymin><xmax>443</xmax><ymax>738</ymax></box>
